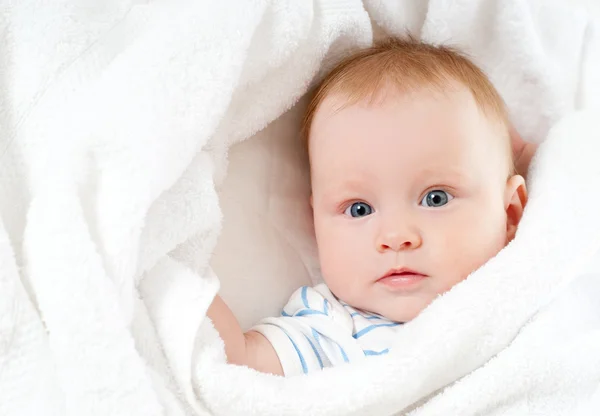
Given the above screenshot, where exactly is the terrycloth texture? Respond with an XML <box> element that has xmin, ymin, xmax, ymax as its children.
<box><xmin>211</xmin><ymin>0</ymin><xmax>600</xmax><ymax>330</ymax></box>
<box><xmin>0</xmin><ymin>1</ymin><xmax>599</xmax><ymax>416</ymax></box>
<box><xmin>201</xmin><ymin>113</ymin><xmax>600</xmax><ymax>416</ymax></box>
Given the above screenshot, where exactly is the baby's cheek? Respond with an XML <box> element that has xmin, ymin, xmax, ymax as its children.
<box><xmin>435</xmin><ymin>226</ymin><xmax>498</xmax><ymax>285</ymax></box>
<box><xmin>317</xmin><ymin>240</ymin><xmax>347</xmax><ymax>284</ymax></box>
<box><xmin>319</xmin><ymin>240</ymin><xmax>365</xmax><ymax>299</ymax></box>
<box><xmin>463</xmin><ymin>225</ymin><xmax>506</xmax><ymax>276</ymax></box>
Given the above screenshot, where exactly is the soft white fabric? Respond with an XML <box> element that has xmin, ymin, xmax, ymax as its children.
<box><xmin>202</xmin><ymin>113</ymin><xmax>600</xmax><ymax>416</ymax></box>
<box><xmin>200</xmin><ymin>112</ymin><xmax>600</xmax><ymax>415</ymax></box>
<box><xmin>210</xmin><ymin>107</ymin><xmax>318</xmax><ymax>330</ymax></box>
<box><xmin>1</xmin><ymin>1</ymin><xmax>599</xmax><ymax>416</ymax></box>
<box><xmin>253</xmin><ymin>284</ymin><xmax>402</xmax><ymax>376</ymax></box>
<box><xmin>212</xmin><ymin>0</ymin><xmax>600</xmax><ymax>328</ymax></box>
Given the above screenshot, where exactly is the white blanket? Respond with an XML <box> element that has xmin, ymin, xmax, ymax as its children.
<box><xmin>1</xmin><ymin>1</ymin><xmax>599</xmax><ymax>415</ymax></box>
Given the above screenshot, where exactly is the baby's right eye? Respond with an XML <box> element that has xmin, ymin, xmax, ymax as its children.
<box><xmin>344</xmin><ymin>202</ymin><xmax>373</xmax><ymax>218</ymax></box>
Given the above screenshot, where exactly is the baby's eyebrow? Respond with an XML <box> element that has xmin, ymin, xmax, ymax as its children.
<box><xmin>338</xmin><ymin>178</ymin><xmax>370</xmax><ymax>190</ymax></box>
<box><xmin>416</xmin><ymin>168</ymin><xmax>469</xmax><ymax>183</ymax></box>
<box><xmin>318</xmin><ymin>176</ymin><xmax>370</xmax><ymax>193</ymax></box>
<box><xmin>316</xmin><ymin>182</ymin><xmax>369</xmax><ymax>205</ymax></box>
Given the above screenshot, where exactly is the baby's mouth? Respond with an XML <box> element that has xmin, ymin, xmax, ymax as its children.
<box><xmin>377</xmin><ymin>267</ymin><xmax>428</xmax><ymax>290</ymax></box>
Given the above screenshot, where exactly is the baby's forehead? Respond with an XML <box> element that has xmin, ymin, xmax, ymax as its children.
<box><xmin>309</xmin><ymin>88</ymin><xmax>511</xmax><ymax>180</ymax></box>
<box><xmin>314</xmin><ymin>81</ymin><xmax>477</xmax><ymax>119</ymax></box>
<box><xmin>310</xmin><ymin>84</ymin><xmax>495</xmax><ymax>140</ymax></box>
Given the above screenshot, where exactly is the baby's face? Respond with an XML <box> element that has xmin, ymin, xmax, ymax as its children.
<box><xmin>309</xmin><ymin>86</ymin><xmax>517</xmax><ymax>322</ymax></box>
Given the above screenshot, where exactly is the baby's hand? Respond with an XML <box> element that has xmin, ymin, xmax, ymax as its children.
<box><xmin>510</xmin><ymin>126</ymin><xmax>537</xmax><ymax>180</ymax></box>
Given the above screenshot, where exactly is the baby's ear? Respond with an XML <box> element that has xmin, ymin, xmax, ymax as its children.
<box><xmin>504</xmin><ymin>175</ymin><xmax>527</xmax><ymax>243</ymax></box>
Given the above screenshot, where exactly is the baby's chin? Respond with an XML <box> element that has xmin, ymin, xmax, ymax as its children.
<box><xmin>379</xmin><ymin>309</ymin><xmax>422</xmax><ymax>324</ymax></box>
<box><xmin>328</xmin><ymin>290</ymin><xmax>418</xmax><ymax>322</ymax></box>
<box><xmin>364</xmin><ymin>297</ymin><xmax>436</xmax><ymax>323</ymax></box>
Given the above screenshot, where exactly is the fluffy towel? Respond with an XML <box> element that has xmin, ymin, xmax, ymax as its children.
<box><xmin>0</xmin><ymin>1</ymin><xmax>599</xmax><ymax>415</ymax></box>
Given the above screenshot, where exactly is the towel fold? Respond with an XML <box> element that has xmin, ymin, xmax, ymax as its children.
<box><xmin>1</xmin><ymin>0</ymin><xmax>599</xmax><ymax>415</ymax></box>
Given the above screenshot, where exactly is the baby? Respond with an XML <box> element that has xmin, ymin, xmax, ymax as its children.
<box><xmin>207</xmin><ymin>38</ymin><xmax>528</xmax><ymax>377</ymax></box>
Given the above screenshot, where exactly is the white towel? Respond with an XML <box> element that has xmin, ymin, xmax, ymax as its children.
<box><xmin>0</xmin><ymin>0</ymin><xmax>598</xmax><ymax>415</ymax></box>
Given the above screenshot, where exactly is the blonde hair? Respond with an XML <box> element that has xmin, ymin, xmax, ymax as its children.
<box><xmin>302</xmin><ymin>37</ymin><xmax>512</xmax><ymax>169</ymax></box>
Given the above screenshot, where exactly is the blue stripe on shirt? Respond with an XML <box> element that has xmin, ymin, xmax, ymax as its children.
<box><xmin>304</xmin><ymin>335</ymin><xmax>324</xmax><ymax>369</ymax></box>
<box><xmin>337</xmin><ymin>342</ymin><xmax>349</xmax><ymax>363</ymax></box>
<box><xmin>295</xmin><ymin>309</ymin><xmax>327</xmax><ymax>317</ymax></box>
<box><xmin>363</xmin><ymin>348</ymin><xmax>389</xmax><ymax>356</ymax></box>
<box><xmin>301</xmin><ymin>286</ymin><xmax>310</xmax><ymax>308</ymax></box>
<box><xmin>312</xmin><ymin>328</ymin><xmax>347</xmax><ymax>365</ymax></box>
<box><xmin>288</xmin><ymin>288</ymin><xmax>329</xmax><ymax>317</ymax></box>
<box><xmin>284</xmin><ymin>332</ymin><xmax>308</xmax><ymax>374</ymax></box>
<box><xmin>353</xmin><ymin>322</ymin><xmax>401</xmax><ymax>339</ymax></box>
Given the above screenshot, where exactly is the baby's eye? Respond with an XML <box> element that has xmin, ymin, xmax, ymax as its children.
<box><xmin>420</xmin><ymin>190</ymin><xmax>453</xmax><ymax>208</ymax></box>
<box><xmin>344</xmin><ymin>202</ymin><xmax>373</xmax><ymax>218</ymax></box>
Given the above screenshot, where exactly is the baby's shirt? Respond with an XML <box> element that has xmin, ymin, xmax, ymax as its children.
<box><xmin>252</xmin><ymin>284</ymin><xmax>403</xmax><ymax>376</ymax></box>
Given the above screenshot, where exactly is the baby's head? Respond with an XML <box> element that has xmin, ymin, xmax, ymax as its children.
<box><xmin>303</xmin><ymin>38</ymin><xmax>527</xmax><ymax>322</ymax></box>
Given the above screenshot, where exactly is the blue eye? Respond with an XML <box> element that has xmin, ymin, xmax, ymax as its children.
<box><xmin>344</xmin><ymin>202</ymin><xmax>373</xmax><ymax>218</ymax></box>
<box><xmin>421</xmin><ymin>190</ymin><xmax>453</xmax><ymax>208</ymax></box>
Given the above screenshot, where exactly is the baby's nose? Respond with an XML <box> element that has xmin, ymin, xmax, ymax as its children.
<box><xmin>376</xmin><ymin>227</ymin><xmax>422</xmax><ymax>253</ymax></box>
